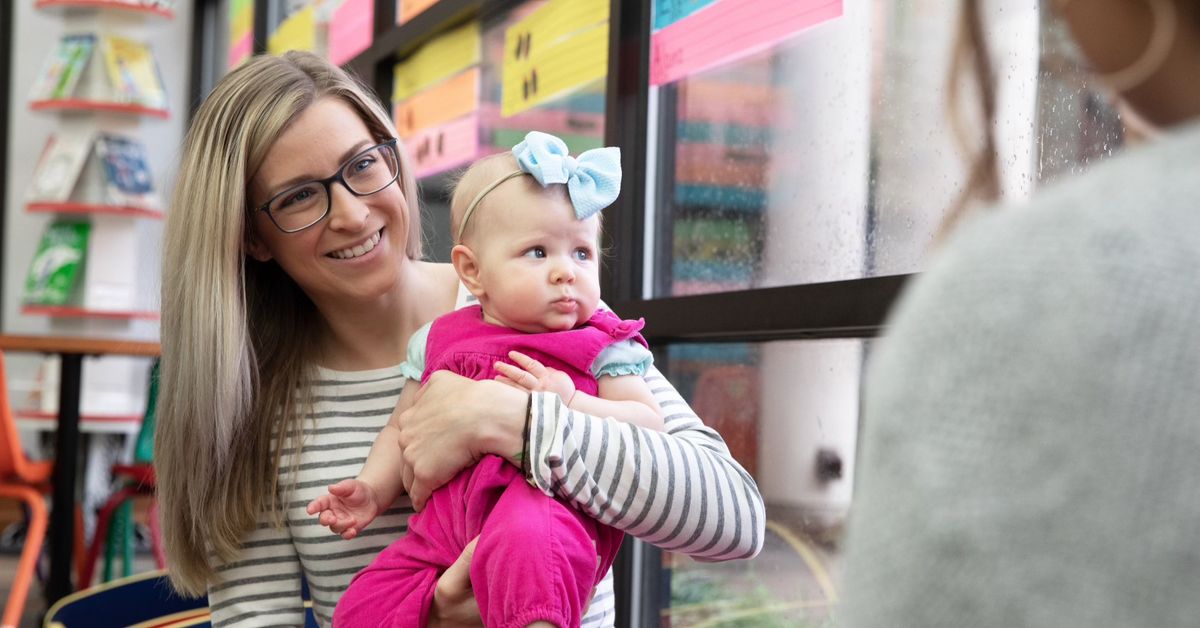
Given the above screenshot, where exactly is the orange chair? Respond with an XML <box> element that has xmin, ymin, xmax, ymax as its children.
<box><xmin>0</xmin><ymin>352</ymin><xmax>54</xmax><ymax>628</ymax></box>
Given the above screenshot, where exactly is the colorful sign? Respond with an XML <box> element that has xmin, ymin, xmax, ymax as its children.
<box><xmin>392</xmin><ymin>21</ymin><xmax>480</xmax><ymax>102</ymax></box>
<box><xmin>328</xmin><ymin>0</ymin><xmax>374</xmax><ymax>66</ymax></box>
<box><xmin>267</xmin><ymin>5</ymin><xmax>316</xmax><ymax>56</ymax></box>
<box><xmin>394</xmin><ymin>67</ymin><xmax>480</xmax><ymax>138</ymax></box>
<box><xmin>227</xmin><ymin>0</ymin><xmax>253</xmax><ymax>69</ymax></box>
<box><xmin>407</xmin><ymin>114</ymin><xmax>480</xmax><ymax>179</ymax></box>
<box><xmin>649</xmin><ymin>0</ymin><xmax>842</xmax><ymax>86</ymax></box>
<box><xmin>501</xmin><ymin>0</ymin><xmax>609</xmax><ymax>118</ymax></box>
<box><xmin>399</xmin><ymin>0</ymin><xmax>441</xmax><ymax>24</ymax></box>
<box><xmin>653</xmin><ymin>0</ymin><xmax>717</xmax><ymax>30</ymax></box>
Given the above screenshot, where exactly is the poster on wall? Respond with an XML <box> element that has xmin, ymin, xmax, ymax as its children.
<box><xmin>500</xmin><ymin>0</ymin><xmax>608</xmax><ymax>118</ymax></box>
<box><xmin>268</xmin><ymin>4</ymin><xmax>316</xmax><ymax>55</ymax></box>
<box><xmin>650</xmin><ymin>0</ymin><xmax>842</xmax><ymax>86</ymax></box>
<box><xmin>391</xmin><ymin>21</ymin><xmax>483</xmax><ymax>178</ymax></box>
<box><xmin>228</xmin><ymin>0</ymin><xmax>253</xmax><ymax>69</ymax></box>
<box><xmin>329</xmin><ymin>0</ymin><xmax>374</xmax><ymax>66</ymax></box>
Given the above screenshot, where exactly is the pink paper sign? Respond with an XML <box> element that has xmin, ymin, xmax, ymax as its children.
<box><xmin>329</xmin><ymin>0</ymin><xmax>374</xmax><ymax>66</ymax></box>
<box><xmin>408</xmin><ymin>114</ymin><xmax>480</xmax><ymax>180</ymax></box>
<box><xmin>649</xmin><ymin>0</ymin><xmax>842</xmax><ymax>86</ymax></box>
<box><xmin>228</xmin><ymin>32</ymin><xmax>253</xmax><ymax>69</ymax></box>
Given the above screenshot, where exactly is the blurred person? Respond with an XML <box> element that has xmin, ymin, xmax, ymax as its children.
<box><xmin>840</xmin><ymin>1</ymin><xmax>1200</xmax><ymax>626</ymax></box>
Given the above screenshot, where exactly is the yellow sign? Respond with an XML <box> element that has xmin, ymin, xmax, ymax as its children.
<box><xmin>501</xmin><ymin>21</ymin><xmax>608</xmax><ymax>117</ymax></box>
<box><xmin>229</xmin><ymin>0</ymin><xmax>253</xmax><ymax>40</ymax></box>
<box><xmin>392</xmin><ymin>21</ymin><xmax>481</xmax><ymax>102</ymax></box>
<box><xmin>267</xmin><ymin>5</ymin><xmax>316</xmax><ymax>55</ymax></box>
<box><xmin>505</xmin><ymin>0</ymin><xmax>607</xmax><ymax>62</ymax></box>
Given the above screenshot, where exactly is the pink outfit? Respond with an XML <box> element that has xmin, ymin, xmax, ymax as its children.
<box><xmin>335</xmin><ymin>307</ymin><xmax>646</xmax><ymax>628</ymax></box>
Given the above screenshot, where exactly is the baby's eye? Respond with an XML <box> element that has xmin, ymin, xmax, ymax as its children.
<box><xmin>574</xmin><ymin>248</ymin><xmax>592</xmax><ymax>261</ymax></box>
<box><xmin>524</xmin><ymin>247</ymin><xmax>547</xmax><ymax>259</ymax></box>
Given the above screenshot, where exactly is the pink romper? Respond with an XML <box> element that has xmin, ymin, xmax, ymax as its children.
<box><xmin>334</xmin><ymin>306</ymin><xmax>647</xmax><ymax>628</ymax></box>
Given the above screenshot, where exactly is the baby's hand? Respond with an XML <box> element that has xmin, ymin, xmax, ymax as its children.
<box><xmin>305</xmin><ymin>478</ymin><xmax>382</xmax><ymax>540</ymax></box>
<box><xmin>495</xmin><ymin>351</ymin><xmax>577</xmax><ymax>404</ymax></box>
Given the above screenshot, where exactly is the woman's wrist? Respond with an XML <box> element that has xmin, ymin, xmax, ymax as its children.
<box><xmin>477</xmin><ymin>383</ymin><xmax>530</xmax><ymax>468</ymax></box>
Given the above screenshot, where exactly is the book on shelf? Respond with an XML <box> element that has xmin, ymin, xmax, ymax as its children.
<box><xmin>30</xmin><ymin>33</ymin><xmax>96</xmax><ymax>101</ymax></box>
<box><xmin>94</xmin><ymin>134</ymin><xmax>158</xmax><ymax>209</ymax></box>
<box><xmin>27</xmin><ymin>132</ymin><xmax>96</xmax><ymax>203</ymax></box>
<box><xmin>99</xmin><ymin>34</ymin><xmax>167</xmax><ymax>110</ymax></box>
<box><xmin>23</xmin><ymin>221</ymin><xmax>91</xmax><ymax>307</ymax></box>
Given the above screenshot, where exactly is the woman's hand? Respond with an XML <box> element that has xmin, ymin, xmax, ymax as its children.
<box><xmin>427</xmin><ymin>537</ymin><xmax>483</xmax><ymax>627</ymax></box>
<box><xmin>394</xmin><ymin>371</ymin><xmax>529</xmax><ymax>511</ymax></box>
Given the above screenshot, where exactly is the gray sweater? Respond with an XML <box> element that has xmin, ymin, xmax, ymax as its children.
<box><xmin>840</xmin><ymin>120</ymin><xmax>1200</xmax><ymax>628</ymax></box>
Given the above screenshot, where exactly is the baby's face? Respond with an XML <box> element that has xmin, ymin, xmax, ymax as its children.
<box><xmin>469</xmin><ymin>186</ymin><xmax>602</xmax><ymax>333</ymax></box>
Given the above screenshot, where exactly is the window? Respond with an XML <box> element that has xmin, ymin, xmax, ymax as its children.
<box><xmin>615</xmin><ymin>1</ymin><xmax>1132</xmax><ymax>625</ymax></box>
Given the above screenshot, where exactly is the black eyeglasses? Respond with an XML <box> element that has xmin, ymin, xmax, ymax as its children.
<box><xmin>255</xmin><ymin>139</ymin><xmax>401</xmax><ymax>233</ymax></box>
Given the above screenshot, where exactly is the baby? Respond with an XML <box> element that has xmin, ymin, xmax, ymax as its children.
<box><xmin>310</xmin><ymin>131</ymin><xmax>664</xmax><ymax>627</ymax></box>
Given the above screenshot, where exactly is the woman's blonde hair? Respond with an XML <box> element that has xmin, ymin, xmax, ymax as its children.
<box><xmin>156</xmin><ymin>51</ymin><xmax>421</xmax><ymax>595</ymax></box>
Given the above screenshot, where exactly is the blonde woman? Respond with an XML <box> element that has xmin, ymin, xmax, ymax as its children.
<box><xmin>841</xmin><ymin>1</ymin><xmax>1200</xmax><ymax>626</ymax></box>
<box><xmin>156</xmin><ymin>51</ymin><xmax>764</xmax><ymax>627</ymax></box>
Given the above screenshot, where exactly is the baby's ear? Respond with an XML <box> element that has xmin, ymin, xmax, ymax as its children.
<box><xmin>451</xmin><ymin>244</ymin><xmax>485</xmax><ymax>299</ymax></box>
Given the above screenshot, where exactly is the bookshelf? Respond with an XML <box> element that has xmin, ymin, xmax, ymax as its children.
<box><xmin>29</xmin><ymin>98</ymin><xmax>170</xmax><ymax>119</ymax></box>
<box><xmin>34</xmin><ymin>0</ymin><xmax>176</xmax><ymax>20</ymax></box>
<box><xmin>21</xmin><ymin>9</ymin><xmax>172</xmax><ymax>322</ymax></box>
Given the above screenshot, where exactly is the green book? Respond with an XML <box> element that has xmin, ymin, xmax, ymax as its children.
<box><xmin>23</xmin><ymin>221</ymin><xmax>90</xmax><ymax>306</ymax></box>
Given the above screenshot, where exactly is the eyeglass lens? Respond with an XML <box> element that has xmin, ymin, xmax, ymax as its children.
<box><xmin>268</xmin><ymin>143</ymin><xmax>399</xmax><ymax>232</ymax></box>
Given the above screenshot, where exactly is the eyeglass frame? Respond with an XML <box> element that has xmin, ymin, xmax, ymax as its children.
<box><xmin>253</xmin><ymin>138</ymin><xmax>402</xmax><ymax>234</ymax></box>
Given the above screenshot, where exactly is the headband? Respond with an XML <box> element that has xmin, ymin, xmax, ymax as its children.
<box><xmin>456</xmin><ymin>131</ymin><xmax>621</xmax><ymax>243</ymax></box>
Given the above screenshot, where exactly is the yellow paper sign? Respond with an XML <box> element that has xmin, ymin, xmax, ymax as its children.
<box><xmin>394</xmin><ymin>67</ymin><xmax>480</xmax><ymax>138</ymax></box>
<box><xmin>501</xmin><ymin>21</ymin><xmax>608</xmax><ymax>117</ymax></box>
<box><xmin>229</xmin><ymin>0</ymin><xmax>253</xmax><ymax>40</ymax></box>
<box><xmin>505</xmin><ymin>0</ymin><xmax>608</xmax><ymax>69</ymax></box>
<box><xmin>392</xmin><ymin>21</ymin><xmax>481</xmax><ymax>102</ymax></box>
<box><xmin>267</xmin><ymin>5</ymin><xmax>316</xmax><ymax>55</ymax></box>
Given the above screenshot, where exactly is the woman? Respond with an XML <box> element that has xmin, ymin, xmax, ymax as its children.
<box><xmin>155</xmin><ymin>51</ymin><xmax>764</xmax><ymax>627</ymax></box>
<box><xmin>841</xmin><ymin>1</ymin><xmax>1200</xmax><ymax>626</ymax></box>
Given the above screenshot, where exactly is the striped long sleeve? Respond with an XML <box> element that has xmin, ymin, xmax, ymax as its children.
<box><xmin>528</xmin><ymin>365</ymin><xmax>766</xmax><ymax>560</ymax></box>
<box><xmin>208</xmin><ymin>515</ymin><xmax>306</xmax><ymax>627</ymax></box>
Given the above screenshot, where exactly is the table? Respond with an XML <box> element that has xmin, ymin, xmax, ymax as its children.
<box><xmin>0</xmin><ymin>334</ymin><xmax>160</xmax><ymax>604</ymax></box>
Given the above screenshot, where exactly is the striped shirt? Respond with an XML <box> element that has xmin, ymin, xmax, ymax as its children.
<box><xmin>208</xmin><ymin>312</ymin><xmax>765</xmax><ymax>627</ymax></box>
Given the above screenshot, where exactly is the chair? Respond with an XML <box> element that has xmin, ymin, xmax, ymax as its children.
<box><xmin>0</xmin><ymin>352</ymin><xmax>55</xmax><ymax>628</ymax></box>
<box><xmin>79</xmin><ymin>360</ymin><xmax>164</xmax><ymax>588</ymax></box>
<box><xmin>45</xmin><ymin>570</ymin><xmax>319</xmax><ymax>627</ymax></box>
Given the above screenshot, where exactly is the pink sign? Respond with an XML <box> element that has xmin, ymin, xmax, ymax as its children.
<box><xmin>228</xmin><ymin>32</ymin><xmax>253</xmax><ymax>69</ymax></box>
<box><xmin>408</xmin><ymin>114</ymin><xmax>480</xmax><ymax>180</ymax></box>
<box><xmin>329</xmin><ymin>0</ymin><xmax>374</xmax><ymax>66</ymax></box>
<box><xmin>649</xmin><ymin>0</ymin><xmax>842</xmax><ymax>86</ymax></box>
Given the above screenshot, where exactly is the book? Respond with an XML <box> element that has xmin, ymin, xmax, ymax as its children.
<box><xmin>99</xmin><ymin>34</ymin><xmax>167</xmax><ymax>110</ymax></box>
<box><xmin>30</xmin><ymin>33</ymin><xmax>96</xmax><ymax>101</ymax></box>
<box><xmin>23</xmin><ymin>221</ymin><xmax>91</xmax><ymax>307</ymax></box>
<box><xmin>94</xmin><ymin>134</ymin><xmax>157</xmax><ymax>209</ymax></box>
<box><xmin>26</xmin><ymin>132</ymin><xmax>95</xmax><ymax>203</ymax></box>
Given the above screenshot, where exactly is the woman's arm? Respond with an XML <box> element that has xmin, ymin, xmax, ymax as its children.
<box><xmin>528</xmin><ymin>365</ymin><xmax>764</xmax><ymax>560</ymax></box>
<box><xmin>396</xmin><ymin>366</ymin><xmax>765</xmax><ymax>559</ymax></box>
<box><xmin>208</xmin><ymin>512</ymin><xmax>305</xmax><ymax>627</ymax></box>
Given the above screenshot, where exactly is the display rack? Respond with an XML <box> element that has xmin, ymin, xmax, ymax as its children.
<box><xmin>23</xmin><ymin>2</ymin><xmax>170</xmax><ymax>321</ymax></box>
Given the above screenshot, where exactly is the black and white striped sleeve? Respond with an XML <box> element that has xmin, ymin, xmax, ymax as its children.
<box><xmin>208</xmin><ymin>515</ymin><xmax>305</xmax><ymax>627</ymax></box>
<box><xmin>527</xmin><ymin>364</ymin><xmax>765</xmax><ymax>561</ymax></box>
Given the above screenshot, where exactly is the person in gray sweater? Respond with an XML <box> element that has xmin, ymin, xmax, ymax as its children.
<box><xmin>840</xmin><ymin>1</ymin><xmax>1200</xmax><ymax>626</ymax></box>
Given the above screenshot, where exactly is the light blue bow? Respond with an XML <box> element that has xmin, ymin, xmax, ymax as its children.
<box><xmin>512</xmin><ymin>131</ymin><xmax>622</xmax><ymax>220</ymax></box>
